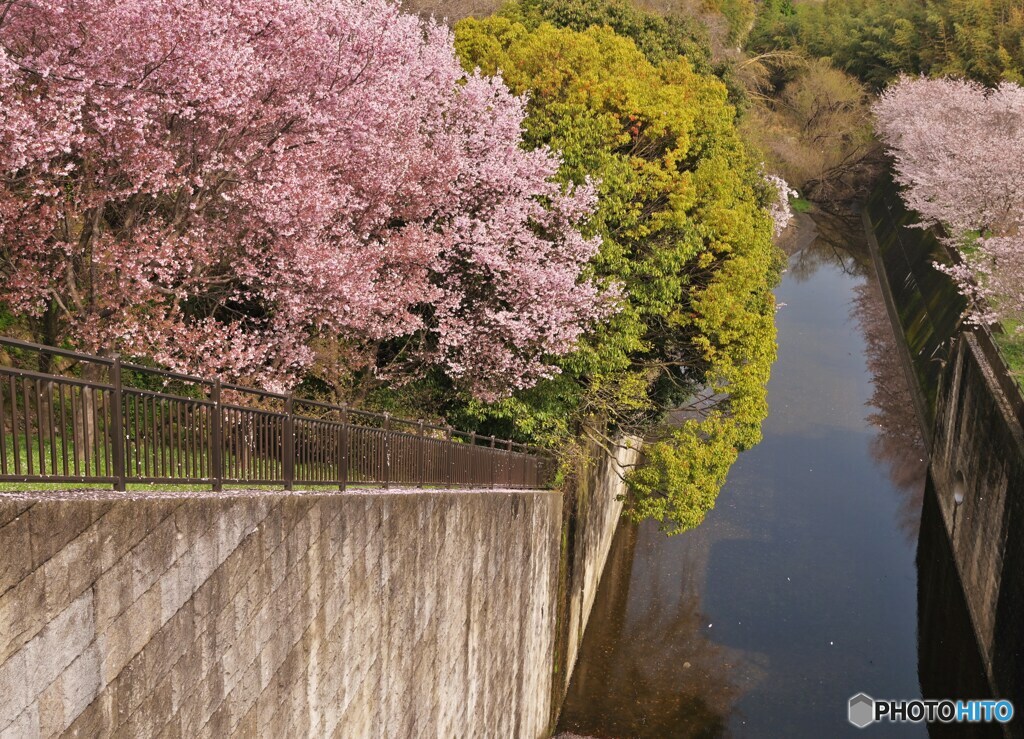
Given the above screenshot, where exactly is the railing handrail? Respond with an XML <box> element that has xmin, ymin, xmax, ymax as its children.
<box><xmin>0</xmin><ymin>335</ymin><xmax>554</xmax><ymax>491</ymax></box>
<box><xmin>0</xmin><ymin>335</ymin><xmax>116</xmax><ymax>367</ymax></box>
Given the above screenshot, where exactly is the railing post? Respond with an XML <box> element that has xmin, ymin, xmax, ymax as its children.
<box><xmin>417</xmin><ymin>420</ymin><xmax>425</xmax><ymax>488</ymax></box>
<box><xmin>446</xmin><ymin>426</ymin><xmax>454</xmax><ymax>487</ymax></box>
<box><xmin>211</xmin><ymin>378</ymin><xmax>223</xmax><ymax>492</ymax></box>
<box><xmin>383</xmin><ymin>412</ymin><xmax>391</xmax><ymax>489</ymax></box>
<box><xmin>110</xmin><ymin>356</ymin><xmax>126</xmax><ymax>492</ymax></box>
<box><xmin>470</xmin><ymin>431</ymin><xmax>477</xmax><ymax>486</ymax></box>
<box><xmin>489</xmin><ymin>435</ymin><xmax>496</xmax><ymax>489</ymax></box>
<box><xmin>338</xmin><ymin>408</ymin><xmax>348</xmax><ymax>492</ymax></box>
<box><xmin>283</xmin><ymin>393</ymin><xmax>295</xmax><ymax>491</ymax></box>
<box><xmin>506</xmin><ymin>438</ymin><xmax>513</xmax><ymax>489</ymax></box>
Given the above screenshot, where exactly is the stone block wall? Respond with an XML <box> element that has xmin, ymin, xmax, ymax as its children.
<box><xmin>931</xmin><ymin>333</ymin><xmax>1024</xmax><ymax>716</ymax></box>
<box><xmin>0</xmin><ymin>489</ymin><xmax>561</xmax><ymax>738</ymax></box>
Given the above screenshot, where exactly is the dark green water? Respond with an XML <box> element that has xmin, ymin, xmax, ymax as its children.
<box><xmin>863</xmin><ymin>178</ymin><xmax>966</xmax><ymax>429</ymax></box>
<box><xmin>556</xmin><ymin>212</ymin><xmax>993</xmax><ymax>737</ymax></box>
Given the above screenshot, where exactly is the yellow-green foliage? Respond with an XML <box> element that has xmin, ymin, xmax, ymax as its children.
<box><xmin>625</xmin><ymin>413</ymin><xmax>739</xmax><ymax>532</ymax></box>
<box><xmin>496</xmin><ymin>0</ymin><xmax>714</xmax><ymax>66</ymax></box>
<box><xmin>456</xmin><ymin>15</ymin><xmax>782</xmax><ymax>534</ymax></box>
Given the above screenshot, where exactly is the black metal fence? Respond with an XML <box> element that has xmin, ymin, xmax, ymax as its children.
<box><xmin>0</xmin><ymin>337</ymin><xmax>555</xmax><ymax>491</ymax></box>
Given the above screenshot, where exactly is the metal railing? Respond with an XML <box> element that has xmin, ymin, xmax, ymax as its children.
<box><xmin>0</xmin><ymin>336</ymin><xmax>555</xmax><ymax>491</ymax></box>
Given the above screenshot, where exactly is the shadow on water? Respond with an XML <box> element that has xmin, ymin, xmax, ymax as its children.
<box><xmin>557</xmin><ymin>524</ymin><xmax>740</xmax><ymax>738</ymax></box>
<box><xmin>916</xmin><ymin>477</ymin><xmax>1002</xmax><ymax>739</ymax></box>
<box><xmin>555</xmin><ymin>209</ymin><xmax>1000</xmax><ymax>738</ymax></box>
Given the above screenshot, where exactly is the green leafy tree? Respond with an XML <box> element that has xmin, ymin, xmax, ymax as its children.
<box><xmin>498</xmin><ymin>0</ymin><xmax>714</xmax><ymax>68</ymax></box>
<box><xmin>454</xmin><ymin>16</ymin><xmax>782</xmax><ymax>533</ymax></box>
<box><xmin>494</xmin><ymin>0</ymin><xmax>760</xmax><ymax>107</ymax></box>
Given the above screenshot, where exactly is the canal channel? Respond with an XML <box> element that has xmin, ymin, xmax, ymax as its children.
<box><xmin>557</xmin><ymin>210</ymin><xmax>998</xmax><ymax>737</ymax></box>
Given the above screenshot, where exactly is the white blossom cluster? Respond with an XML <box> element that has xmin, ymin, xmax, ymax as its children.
<box><xmin>765</xmin><ymin>173</ymin><xmax>799</xmax><ymax>238</ymax></box>
<box><xmin>875</xmin><ymin>75</ymin><xmax>1024</xmax><ymax>331</ymax></box>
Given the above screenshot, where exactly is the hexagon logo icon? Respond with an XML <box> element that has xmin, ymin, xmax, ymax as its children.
<box><xmin>849</xmin><ymin>693</ymin><xmax>875</xmax><ymax>728</ymax></box>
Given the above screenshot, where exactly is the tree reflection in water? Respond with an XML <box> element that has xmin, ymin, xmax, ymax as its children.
<box><xmin>557</xmin><ymin>523</ymin><xmax>743</xmax><ymax>738</ymax></box>
<box><xmin>853</xmin><ymin>277</ymin><xmax>927</xmax><ymax>541</ymax></box>
<box><xmin>791</xmin><ymin>209</ymin><xmax>927</xmax><ymax>541</ymax></box>
<box><xmin>557</xmin><ymin>210</ymin><xmax>931</xmax><ymax>738</ymax></box>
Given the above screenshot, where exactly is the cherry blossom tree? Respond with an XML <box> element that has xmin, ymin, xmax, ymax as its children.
<box><xmin>0</xmin><ymin>0</ymin><xmax>605</xmax><ymax>397</ymax></box>
<box><xmin>874</xmin><ymin>76</ymin><xmax>1024</xmax><ymax>329</ymax></box>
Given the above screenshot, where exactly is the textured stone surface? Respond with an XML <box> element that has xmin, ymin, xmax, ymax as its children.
<box><xmin>552</xmin><ymin>437</ymin><xmax>640</xmax><ymax>713</ymax></box>
<box><xmin>0</xmin><ymin>489</ymin><xmax>563</xmax><ymax>738</ymax></box>
<box><xmin>869</xmin><ymin>181</ymin><xmax>1024</xmax><ymax>732</ymax></box>
<box><xmin>931</xmin><ymin>333</ymin><xmax>1024</xmax><ymax>714</ymax></box>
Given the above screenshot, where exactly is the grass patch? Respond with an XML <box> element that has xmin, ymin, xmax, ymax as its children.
<box><xmin>1</xmin><ymin>434</ymin><xmax>110</xmax><ymax>480</ymax></box>
<box><xmin>993</xmin><ymin>321</ymin><xmax>1024</xmax><ymax>392</ymax></box>
<box><xmin>790</xmin><ymin>196</ymin><xmax>813</xmax><ymax>213</ymax></box>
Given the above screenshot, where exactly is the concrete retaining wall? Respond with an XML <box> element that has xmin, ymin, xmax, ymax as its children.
<box><xmin>0</xmin><ymin>435</ymin><xmax>637</xmax><ymax>739</ymax></box>
<box><xmin>551</xmin><ymin>436</ymin><xmax>641</xmax><ymax>715</ymax></box>
<box><xmin>867</xmin><ymin>175</ymin><xmax>1024</xmax><ymax>723</ymax></box>
<box><xmin>0</xmin><ymin>489</ymin><xmax>563</xmax><ymax>738</ymax></box>
<box><xmin>930</xmin><ymin>334</ymin><xmax>1024</xmax><ymax>715</ymax></box>
<box><xmin>863</xmin><ymin>175</ymin><xmax>966</xmax><ymax>437</ymax></box>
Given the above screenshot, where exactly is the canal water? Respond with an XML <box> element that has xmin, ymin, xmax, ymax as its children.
<box><xmin>557</xmin><ymin>212</ymin><xmax>993</xmax><ymax>737</ymax></box>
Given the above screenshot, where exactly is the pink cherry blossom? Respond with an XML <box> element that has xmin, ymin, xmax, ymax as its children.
<box><xmin>874</xmin><ymin>76</ymin><xmax>1024</xmax><ymax>330</ymax></box>
<box><xmin>0</xmin><ymin>0</ymin><xmax>607</xmax><ymax>397</ymax></box>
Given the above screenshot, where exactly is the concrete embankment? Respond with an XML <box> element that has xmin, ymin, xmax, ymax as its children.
<box><xmin>0</xmin><ymin>439</ymin><xmax>638</xmax><ymax>737</ymax></box>
<box><xmin>0</xmin><ymin>489</ymin><xmax>559</xmax><ymax>737</ymax></box>
<box><xmin>866</xmin><ymin>176</ymin><xmax>1024</xmax><ymax>727</ymax></box>
<box><xmin>552</xmin><ymin>438</ymin><xmax>640</xmax><ymax>714</ymax></box>
<box><xmin>930</xmin><ymin>334</ymin><xmax>1024</xmax><ymax>719</ymax></box>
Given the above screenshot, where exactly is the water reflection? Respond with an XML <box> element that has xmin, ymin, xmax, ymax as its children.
<box><xmin>853</xmin><ymin>278</ymin><xmax>927</xmax><ymax>542</ymax></box>
<box><xmin>791</xmin><ymin>209</ymin><xmax>927</xmax><ymax>541</ymax></box>
<box><xmin>558</xmin><ymin>525</ymin><xmax>742</xmax><ymax>737</ymax></box>
<box><xmin>783</xmin><ymin>211</ymin><xmax>866</xmax><ymax>282</ymax></box>
<box><xmin>558</xmin><ymin>212</ymin><xmax>931</xmax><ymax>737</ymax></box>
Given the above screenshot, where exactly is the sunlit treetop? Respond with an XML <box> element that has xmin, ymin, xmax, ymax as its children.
<box><xmin>455</xmin><ymin>15</ymin><xmax>783</xmax><ymax>533</ymax></box>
